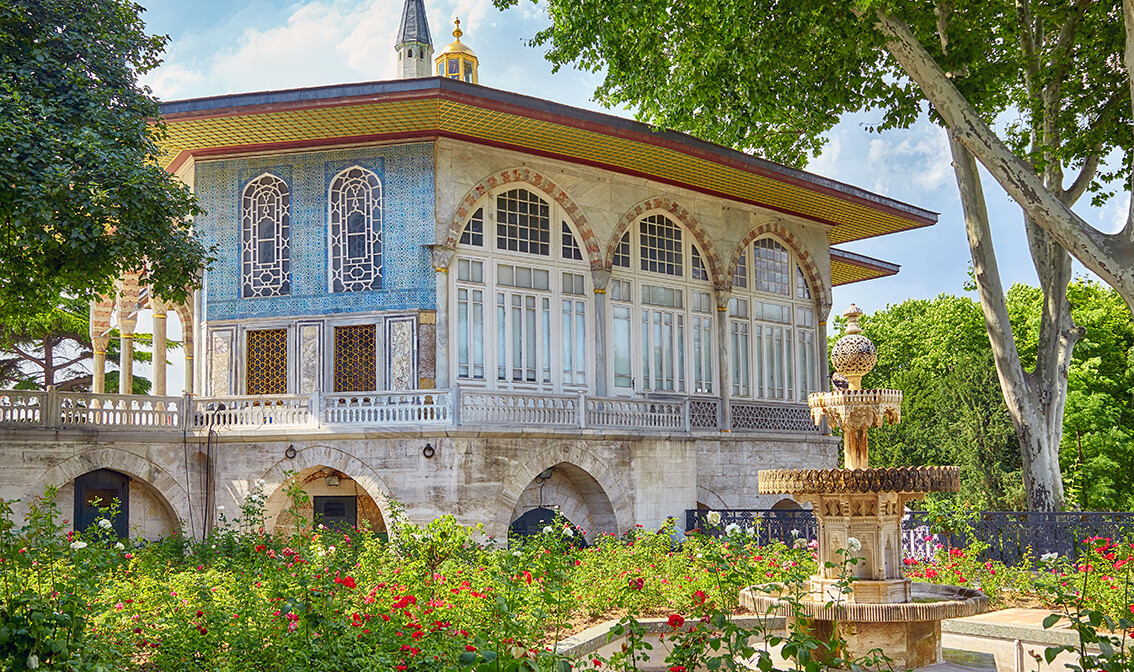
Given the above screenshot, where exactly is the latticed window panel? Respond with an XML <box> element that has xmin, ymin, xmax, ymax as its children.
<box><xmin>639</xmin><ymin>214</ymin><xmax>683</xmax><ymax>276</ymax></box>
<box><xmin>691</xmin><ymin>246</ymin><xmax>708</xmax><ymax>281</ymax></box>
<box><xmin>496</xmin><ymin>189</ymin><xmax>550</xmax><ymax>255</ymax></box>
<box><xmin>613</xmin><ymin>232</ymin><xmax>631</xmax><ymax>268</ymax></box>
<box><xmin>460</xmin><ymin>208</ymin><xmax>484</xmax><ymax>246</ymax></box>
<box><xmin>242</xmin><ymin>175</ymin><xmax>291</xmax><ymax>298</ymax></box>
<box><xmin>329</xmin><ymin>166</ymin><xmax>383</xmax><ymax>293</ymax></box>
<box><xmin>730</xmin><ymin>402</ymin><xmax>818</xmax><ymax>432</ymax></box>
<box><xmin>561</xmin><ymin>221</ymin><xmax>583</xmax><ymax>260</ymax></box>
<box><xmin>753</xmin><ymin>238</ymin><xmax>790</xmax><ymax>295</ymax></box>
<box><xmin>735</xmin><ymin>251</ymin><xmax>748</xmax><ymax>288</ymax></box>
<box><xmin>333</xmin><ymin>324</ymin><xmax>376</xmax><ymax>392</ymax></box>
<box><xmin>247</xmin><ymin>329</ymin><xmax>287</xmax><ymax>395</ymax></box>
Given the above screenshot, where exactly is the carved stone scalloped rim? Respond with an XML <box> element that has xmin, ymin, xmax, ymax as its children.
<box><xmin>808</xmin><ymin>388</ymin><xmax>903</xmax><ymax>430</ymax></box>
<box><xmin>757</xmin><ymin>466</ymin><xmax>960</xmax><ymax>494</ymax></box>
<box><xmin>740</xmin><ymin>581</ymin><xmax>988</xmax><ymax>622</ymax></box>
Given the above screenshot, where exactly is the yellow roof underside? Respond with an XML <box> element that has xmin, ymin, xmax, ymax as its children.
<box><xmin>831</xmin><ymin>257</ymin><xmax>896</xmax><ymax>286</ymax></box>
<box><xmin>158</xmin><ymin>97</ymin><xmax>927</xmax><ymax>245</ymax></box>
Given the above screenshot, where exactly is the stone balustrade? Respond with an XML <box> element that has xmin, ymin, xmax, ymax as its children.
<box><xmin>0</xmin><ymin>387</ymin><xmax>823</xmax><ymax>436</ymax></box>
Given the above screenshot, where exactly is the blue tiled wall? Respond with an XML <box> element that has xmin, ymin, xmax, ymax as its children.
<box><xmin>195</xmin><ymin>144</ymin><xmax>436</xmax><ymax>321</ymax></box>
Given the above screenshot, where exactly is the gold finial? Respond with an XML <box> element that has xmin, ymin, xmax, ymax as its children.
<box><xmin>453</xmin><ymin>17</ymin><xmax>463</xmax><ymax>40</ymax></box>
<box><xmin>843</xmin><ymin>303</ymin><xmax>864</xmax><ymax>334</ymax></box>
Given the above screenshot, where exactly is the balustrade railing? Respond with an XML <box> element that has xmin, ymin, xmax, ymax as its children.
<box><xmin>0</xmin><ymin>390</ymin><xmax>45</xmax><ymax>426</ymax></box>
<box><xmin>323</xmin><ymin>390</ymin><xmax>452</xmax><ymax>425</ymax></box>
<box><xmin>191</xmin><ymin>395</ymin><xmax>314</xmax><ymax>430</ymax></box>
<box><xmin>0</xmin><ymin>387</ymin><xmax>822</xmax><ymax>436</ymax></box>
<box><xmin>59</xmin><ymin>392</ymin><xmax>184</xmax><ymax>429</ymax></box>
<box><xmin>459</xmin><ymin>390</ymin><xmax>581</xmax><ymax>427</ymax></box>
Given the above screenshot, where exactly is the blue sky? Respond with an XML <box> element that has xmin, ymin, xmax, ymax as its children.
<box><xmin>136</xmin><ymin>0</ymin><xmax>1126</xmax><ymax>319</ymax></box>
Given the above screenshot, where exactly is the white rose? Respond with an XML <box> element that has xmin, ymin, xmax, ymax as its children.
<box><xmin>846</xmin><ymin>537</ymin><xmax>862</xmax><ymax>552</ymax></box>
<box><xmin>705</xmin><ymin>511</ymin><xmax>722</xmax><ymax>526</ymax></box>
<box><xmin>790</xmin><ymin>528</ymin><xmax>800</xmax><ymax>537</ymax></box>
<box><xmin>70</xmin><ymin>541</ymin><xmax>88</xmax><ymax>550</ymax></box>
<box><xmin>542</xmin><ymin>526</ymin><xmax>552</xmax><ymax>534</ymax></box>
<box><xmin>1040</xmin><ymin>552</ymin><xmax>1059</xmax><ymax>565</ymax></box>
<box><xmin>512</xmin><ymin>550</ymin><xmax>522</xmax><ymax>557</ymax></box>
<box><xmin>97</xmin><ymin>518</ymin><xmax>112</xmax><ymax>530</ymax></box>
<box><xmin>256</xmin><ymin>479</ymin><xmax>266</xmax><ymax>487</ymax></box>
<box><xmin>564</xmin><ymin>527</ymin><xmax>574</xmax><ymax>537</ymax></box>
<box><xmin>114</xmin><ymin>542</ymin><xmax>125</xmax><ymax>551</ymax></box>
<box><xmin>725</xmin><ymin>522</ymin><xmax>741</xmax><ymax>536</ymax></box>
<box><xmin>327</xmin><ymin>545</ymin><xmax>336</xmax><ymax>554</ymax></box>
<box><xmin>26</xmin><ymin>654</ymin><xmax>39</xmax><ymax>670</ymax></box>
<box><xmin>216</xmin><ymin>505</ymin><xmax>225</xmax><ymax>512</ymax></box>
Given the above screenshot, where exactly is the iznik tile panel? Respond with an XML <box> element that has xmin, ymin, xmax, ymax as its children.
<box><xmin>195</xmin><ymin>143</ymin><xmax>437</xmax><ymax>321</ymax></box>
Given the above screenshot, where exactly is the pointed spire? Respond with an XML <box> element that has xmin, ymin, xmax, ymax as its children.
<box><xmin>396</xmin><ymin>0</ymin><xmax>432</xmax><ymax>50</ymax></box>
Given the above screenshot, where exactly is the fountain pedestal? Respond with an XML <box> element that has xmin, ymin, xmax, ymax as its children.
<box><xmin>742</xmin><ymin>305</ymin><xmax>987</xmax><ymax>669</ymax></box>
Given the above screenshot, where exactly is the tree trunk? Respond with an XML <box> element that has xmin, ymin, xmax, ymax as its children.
<box><xmin>949</xmin><ymin>138</ymin><xmax>1076</xmax><ymax>511</ymax></box>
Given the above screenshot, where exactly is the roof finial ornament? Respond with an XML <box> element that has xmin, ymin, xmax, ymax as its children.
<box><xmin>453</xmin><ymin>17</ymin><xmax>463</xmax><ymax>40</ymax></box>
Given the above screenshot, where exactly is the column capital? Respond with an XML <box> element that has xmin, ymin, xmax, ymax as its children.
<box><xmin>590</xmin><ymin>267</ymin><xmax>612</xmax><ymax>291</ymax></box>
<box><xmin>426</xmin><ymin>244</ymin><xmax>456</xmax><ymax>271</ymax></box>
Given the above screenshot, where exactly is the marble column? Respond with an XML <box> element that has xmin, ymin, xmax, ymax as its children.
<box><xmin>91</xmin><ymin>337</ymin><xmax>109</xmax><ymax>394</ymax></box>
<box><xmin>116</xmin><ymin>276</ymin><xmax>141</xmax><ymax>395</ymax></box>
<box><xmin>590</xmin><ymin>268</ymin><xmax>612</xmax><ymax>397</ymax></box>
<box><xmin>151</xmin><ymin>297</ymin><xmax>168</xmax><ymax>396</ymax></box>
<box><xmin>428</xmin><ymin>245</ymin><xmax>455</xmax><ymax>389</ymax></box>
<box><xmin>714</xmin><ymin>288</ymin><xmax>732</xmax><ymax>431</ymax></box>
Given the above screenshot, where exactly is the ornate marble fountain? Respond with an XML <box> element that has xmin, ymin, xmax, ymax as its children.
<box><xmin>741</xmin><ymin>305</ymin><xmax>987</xmax><ymax>669</ymax></box>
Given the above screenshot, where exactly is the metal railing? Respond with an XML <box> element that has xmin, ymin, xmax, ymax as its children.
<box><xmin>686</xmin><ymin>508</ymin><xmax>1134</xmax><ymax>564</ymax></box>
<box><xmin>0</xmin><ymin>386</ymin><xmax>825</xmax><ymax>436</ymax></box>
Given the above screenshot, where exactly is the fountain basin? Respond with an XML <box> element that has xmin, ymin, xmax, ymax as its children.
<box><xmin>740</xmin><ymin>582</ymin><xmax>989</xmax><ymax>668</ymax></box>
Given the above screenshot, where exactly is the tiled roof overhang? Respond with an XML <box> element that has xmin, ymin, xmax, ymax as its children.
<box><xmin>830</xmin><ymin>247</ymin><xmax>900</xmax><ymax>286</ymax></box>
<box><xmin>157</xmin><ymin>78</ymin><xmax>937</xmax><ymax>245</ymax></box>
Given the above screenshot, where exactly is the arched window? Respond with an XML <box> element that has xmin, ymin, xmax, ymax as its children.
<box><xmin>728</xmin><ymin>236</ymin><xmax>818</xmax><ymax>402</ymax></box>
<box><xmin>241</xmin><ymin>173</ymin><xmax>290</xmax><ymax>298</ymax></box>
<box><xmin>608</xmin><ymin>212</ymin><xmax>714</xmax><ymax>395</ymax></box>
<box><xmin>328</xmin><ymin>166</ymin><xmax>383</xmax><ymax>293</ymax></box>
<box><xmin>453</xmin><ymin>187</ymin><xmax>590</xmax><ymax>391</ymax></box>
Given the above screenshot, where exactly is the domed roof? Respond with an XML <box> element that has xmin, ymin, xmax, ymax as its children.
<box><xmin>438</xmin><ymin>19</ymin><xmax>477</xmax><ymax>58</ymax></box>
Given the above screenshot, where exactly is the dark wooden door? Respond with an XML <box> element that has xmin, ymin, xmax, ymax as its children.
<box><xmin>74</xmin><ymin>469</ymin><xmax>129</xmax><ymax>538</ymax></box>
<box><xmin>313</xmin><ymin>496</ymin><xmax>357</xmax><ymax>531</ymax></box>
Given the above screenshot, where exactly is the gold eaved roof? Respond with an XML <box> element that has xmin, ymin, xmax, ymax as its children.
<box><xmin>157</xmin><ymin>78</ymin><xmax>936</xmax><ymax>246</ymax></box>
<box><xmin>830</xmin><ymin>248</ymin><xmax>900</xmax><ymax>286</ymax></box>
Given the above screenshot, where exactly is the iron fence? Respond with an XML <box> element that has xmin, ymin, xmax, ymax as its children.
<box><xmin>685</xmin><ymin>509</ymin><xmax>1134</xmax><ymax>565</ymax></box>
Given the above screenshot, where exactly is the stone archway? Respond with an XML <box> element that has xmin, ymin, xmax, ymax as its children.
<box><xmin>443</xmin><ymin>167</ymin><xmax>604</xmax><ymax>270</ymax></box>
<box><xmin>254</xmin><ymin>444</ymin><xmax>394</xmax><ymax>535</ymax></box>
<box><xmin>605</xmin><ymin>197</ymin><xmax>726</xmax><ymax>287</ymax></box>
<box><xmin>495</xmin><ymin>444</ymin><xmax>632</xmax><ymax>544</ymax></box>
<box><xmin>32</xmin><ymin>448</ymin><xmax>186</xmax><ymax>540</ymax></box>
<box><xmin>507</xmin><ymin>463</ymin><xmax>615</xmax><ymax>544</ymax></box>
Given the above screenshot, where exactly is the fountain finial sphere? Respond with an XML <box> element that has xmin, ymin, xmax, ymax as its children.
<box><xmin>830</xmin><ymin>304</ymin><xmax>876</xmax><ymax>389</ymax></box>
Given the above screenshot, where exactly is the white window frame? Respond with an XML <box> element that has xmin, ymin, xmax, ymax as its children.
<box><xmin>241</xmin><ymin>173</ymin><xmax>291</xmax><ymax>298</ymax></box>
<box><xmin>327</xmin><ymin>165</ymin><xmax>383</xmax><ymax>293</ymax></box>
<box><xmin>450</xmin><ymin>188</ymin><xmax>593</xmax><ymax>393</ymax></box>
<box><xmin>729</xmin><ymin>235</ymin><xmax>819</xmax><ymax>403</ymax></box>
<box><xmin>607</xmin><ymin>211</ymin><xmax>716</xmax><ymax>397</ymax></box>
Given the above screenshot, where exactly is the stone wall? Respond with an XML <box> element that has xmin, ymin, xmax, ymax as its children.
<box><xmin>0</xmin><ymin>428</ymin><xmax>837</xmax><ymax>541</ymax></box>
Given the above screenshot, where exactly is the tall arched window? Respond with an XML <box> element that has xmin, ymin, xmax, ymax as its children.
<box><xmin>452</xmin><ymin>187</ymin><xmax>591</xmax><ymax>391</ymax></box>
<box><xmin>728</xmin><ymin>236</ymin><xmax>818</xmax><ymax>402</ymax></box>
<box><xmin>241</xmin><ymin>173</ymin><xmax>290</xmax><ymax>298</ymax></box>
<box><xmin>328</xmin><ymin>166</ymin><xmax>383</xmax><ymax>293</ymax></box>
<box><xmin>608</xmin><ymin>212</ymin><xmax>715</xmax><ymax>396</ymax></box>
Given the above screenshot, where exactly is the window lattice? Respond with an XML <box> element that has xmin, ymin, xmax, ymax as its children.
<box><xmin>753</xmin><ymin>238</ymin><xmax>790</xmax><ymax>295</ymax></box>
<box><xmin>461</xmin><ymin>208</ymin><xmax>484</xmax><ymax>246</ymax></box>
<box><xmin>639</xmin><ymin>214</ymin><xmax>683</xmax><ymax>276</ymax></box>
<box><xmin>691</xmin><ymin>246</ymin><xmax>708</xmax><ymax>281</ymax></box>
<box><xmin>329</xmin><ymin>167</ymin><xmax>383</xmax><ymax>293</ymax></box>
<box><xmin>613</xmin><ymin>232</ymin><xmax>631</xmax><ymax>268</ymax></box>
<box><xmin>735</xmin><ymin>251</ymin><xmax>748</xmax><ymax>288</ymax></box>
<box><xmin>562</xmin><ymin>222</ymin><xmax>583</xmax><ymax>260</ymax></box>
<box><xmin>796</xmin><ymin>266</ymin><xmax>812</xmax><ymax>299</ymax></box>
<box><xmin>241</xmin><ymin>174</ymin><xmax>290</xmax><ymax>298</ymax></box>
<box><xmin>496</xmin><ymin>189</ymin><xmax>550</xmax><ymax>255</ymax></box>
<box><xmin>246</xmin><ymin>329</ymin><xmax>287</xmax><ymax>395</ymax></box>
<box><xmin>333</xmin><ymin>325</ymin><xmax>376</xmax><ymax>392</ymax></box>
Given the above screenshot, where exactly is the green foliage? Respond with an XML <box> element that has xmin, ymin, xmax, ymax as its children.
<box><xmin>0</xmin><ymin>0</ymin><xmax>211</xmax><ymax>320</ymax></box>
<box><xmin>843</xmin><ymin>279</ymin><xmax>1134</xmax><ymax>511</ymax></box>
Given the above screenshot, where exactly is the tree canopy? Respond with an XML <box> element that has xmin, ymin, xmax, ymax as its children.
<box><xmin>0</xmin><ymin>0</ymin><xmax>209</xmax><ymax>321</ymax></box>
<box><xmin>850</xmin><ymin>279</ymin><xmax>1134</xmax><ymax>511</ymax></box>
